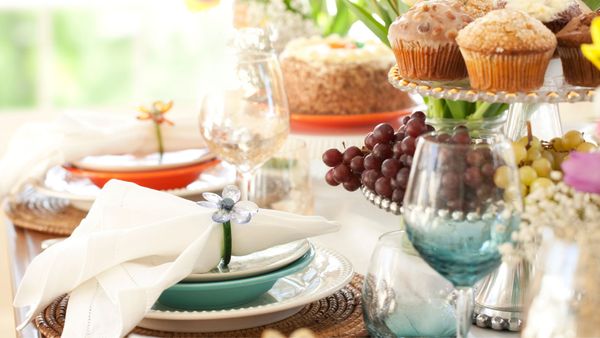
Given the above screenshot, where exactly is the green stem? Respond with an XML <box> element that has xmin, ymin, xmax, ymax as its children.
<box><xmin>221</xmin><ymin>221</ymin><xmax>232</xmax><ymax>266</ymax></box>
<box><xmin>154</xmin><ymin>122</ymin><xmax>164</xmax><ymax>162</ymax></box>
<box><xmin>469</xmin><ymin>102</ymin><xmax>493</xmax><ymax>120</ymax></box>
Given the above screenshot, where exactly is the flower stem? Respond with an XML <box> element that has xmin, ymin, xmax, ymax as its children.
<box><xmin>221</xmin><ymin>220</ymin><xmax>232</xmax><ymax>266</ymax></box>
<box><xmin>154</xmin><ymin>122</ymin><xmax>164</xmax><ymax>163</ymax></box>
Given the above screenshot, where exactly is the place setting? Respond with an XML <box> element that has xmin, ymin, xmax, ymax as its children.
<box><xmin>3</xmin><ymin>0</ymin><xmax>600</xmax><ymax>337</ymax></box>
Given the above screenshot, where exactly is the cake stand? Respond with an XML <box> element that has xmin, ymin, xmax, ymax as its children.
<box><xmin>377</xmin><ymin>65</ymin><xmax>596</xmax><ymax>332</ymax></box>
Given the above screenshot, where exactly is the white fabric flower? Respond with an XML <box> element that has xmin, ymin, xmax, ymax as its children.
<box><xmin>198</xmin><ymin>185</ymin><xmax>259</xmax><ymax>224</ymax></box>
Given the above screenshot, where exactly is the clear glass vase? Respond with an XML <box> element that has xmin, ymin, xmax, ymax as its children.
<box><xmin>522</xmin><ymin>235</ymin><xmax>600</xmax><ymax>338</ymax></box>
<box><xmin>363</xmin><ymin>230</ymin><xmax>456</xmax><ymax>337</ymax></box>
<box><xmin>427</xmin><ymin>112</ymin><xmax>507</xmax><ymax>133</ymax></box>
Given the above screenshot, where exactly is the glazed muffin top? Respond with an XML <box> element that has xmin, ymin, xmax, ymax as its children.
<box><xmin>388</xmin><ymin>0</ymin><xmax>473</xmax><ymax>46</ymax></box>
<box><xmin>495</xmin><ymin>0</ymin><xmax>581</xmax><ymax>32</ymax></box>
<box><xmin>400</xmin><ymin>0</ymin><xmax>494</xmax><ymax>18</ymax></box>
<box><xmin>456</xmin><ymin>9</ymin><xmax>557</xmax><ymax>54</ymax></box>
<box><xmin>556</xmin><ymin>11</ymin><xmax>600</xmax><ymax>48</ymax></box>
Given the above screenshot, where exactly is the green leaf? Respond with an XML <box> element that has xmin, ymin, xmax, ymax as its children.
<box><xmin>367</xmin><ymin>0</ymin><xmax>393</xmax><ymax>27</ymax></box>
<box><xmin>325</xmin><ymin>0</ymin><xmax>356</xmax><ymax>36</ymax></box>
<box><xmin>444</xmin><ymin>99</ymin><xmax>471</xmax><ymax>120</ymax></box>
<box><xmin>583</xmin><ymin>0</ymin><xmax>600</xmax><ymax>10</ymax></box>
<box><xmin>309</xmin><ymin>0</ymin><xmax>324</xmax><ymax>21</ymax></box>
<box><xmin>344</xmin><ymin>0</ymin><xmax>390</xmax><ymax>46</ymax></box>
<box><xmin>396</xmin><ymin>0</ymin><xmax>410</xmax><ymax>14</ymax></box>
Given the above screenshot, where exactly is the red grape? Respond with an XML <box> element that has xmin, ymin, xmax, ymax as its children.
<box><xmin>395</xmin><ymin>167</ymin><xmax>410</xmax><ymax>189</ymax></box>
<box><xmin>362</xmin><ymin>170</ymin><xmax>381</xmax><ymax>190</ymax></box>
<box><xmin>466</xmin><ymin>149</ymin><xmax>484</xmax><ymax>167</ymax></box>
<box><xmin>481</xmin><ymin>163</ymin><xmax>494</xmax><ymax>177</ymax></box>
<box><xmin>476</xmin><ymin>185</ymin><xmax>492</xmax><ymax>200</ymax></box>
<box><xmin>333</xmin><ymin>164</ymin><xmax>352</xmax><ymax>183</ymax></box>
<box><xmin>343</xmin><ymin>146</ymin><xmax>363</xmax><ymax>164</ymax></box>
<box><xmin>364</xmin><ymin>154</ymin><xmax>382</xmax><ymax>170</ymax></box>
<box><xmin>392</xmin><ymin>142</ymin><xmax>404</xmax><ymax>159</ymax></box>
<box><xmin>452</xmin><ymin>131</ymin><xmax>471</xmax><ymax>145</ymax></box>
<box><xmin>436</xmin><ymin>133</ymin><xmax>452</xmax><ymax>143</ymax></box>
<box><xmin>365</xmin><ymin>133</ymin><xmax>377</xmax><ymax>150</ymax></box>
<box><xmin>411</xmin><ymin>111</ymin><xmax>426</xmax><ymax>120</ymax></box>
<box><xmin>401</xmin><ymin>136</ymin><xmax>416</xmax><ymax>156</ymax></box>
<box><xmin>343</xmin><ymin>176</ymin><xmax>361</xmax><ymax>191</ymax></box>
<box><xmin>373</xmin><ymin>143</ymin><xmax>393</xmax><ymax>160</ymax></box>
<box><xmin>350</xmin><ymin>156</ymin><xmax>365</xmax><ymax>173</ymax></box>
<box><xmin>426</xmin><ymin>124</ymin><xmax>435</xmax><ymax>132</ymax></box>
<box><xmin>381</xmin><ymin>159</ymin><xmax>400</xmax><ymax>178</ymax></box>
<box><xmin>375</xmin><ymin>177</ymin><xmax>393</xmax><ymax>198</ymax></box>
<box><xmin>464</xmin><ymin>167</ymin><xmax>482</xmax><ymax>187</ymax></box>
<box><xmin>325</xmin><ymin>169</ymin><xmax>340</xmax><ymax>186</ymax></box>
<box><xmin>406</xmin><ymin>118</ymin><xmax>427</xmax><ymax>138</ymax></box>
<box><xmin>392</xmin><ymin>189</ymin><xmax>405</xmax><ymax>203</ymax></box>
<box><xmin>401</xmin><ymin>115</ymin><xmax>410</xmax><ymax>125</ymax></box>
<box><xmin>399</xmin><ymin>154</ymin><xmax>413</xmax><ymax>167</ymax></box>
<box><xmin>441</xmin><ymin>172</ymin><xmax>459</xmax><ymax>190</ymax></box>
<box><xmin>322</xmin><ymin>148</ymin><xmax>343</xmax><ymax>167</ymax></box>
<box><xmin>394</xmin><ymin>132</ymin><xmax>406</xmax><ymax>142</ymax></box>
<box><xmin>373</xmin><ymin>123</ymin><xmax>395</xmax><ymax>144</ymax></box>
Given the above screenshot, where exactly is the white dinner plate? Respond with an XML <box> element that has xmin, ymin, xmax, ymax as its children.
<box><xmin>32</xmin><ymin>163</ymin><xmax>236</xmax><ymax>211</ymax></box>
<box><xmin>138</xmin><ymin>246</ymin><xmax>354</xmax><ymax>332</ymax></box>
<box><xmin>72</xmin><ymin>149</ymin><xmax>215</xmax><ymax>172</ymax></box>
<box><xmin>183</xmin><ymin>240</ymin><xmax>311</xmax><ymax>282</ymax></box>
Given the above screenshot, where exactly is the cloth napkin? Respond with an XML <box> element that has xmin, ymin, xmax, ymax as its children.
<box><xmin>0</xmin><ymin>112</ymin><xmax>205</xmax><ymax>198</ymax></box>
<box><xmin>14</xmin><ymin>180</ymin><xmax>340</xmax><ymax>338</ymax></box>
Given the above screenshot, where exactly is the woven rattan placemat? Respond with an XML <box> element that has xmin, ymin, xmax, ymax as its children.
<box><xmin>34</xmin><ymin>274</ymin><xmax>367</xmax><ymax>337</ymax></box>
<box><xmin>4</xmin><ymin>189</ymin><xmax>85</xmax><ymax>235</ymax></box>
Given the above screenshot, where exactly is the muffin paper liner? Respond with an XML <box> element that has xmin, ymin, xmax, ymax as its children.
<box><xmin>460</xmin><ymin>49</ymin><xmax>554</xmax><ymax>92</ymax></box>
<box><xmin>558</xmin><ymin>46</ymin><xmax>600</xmax><ymax>87</ymax></box>
<box><xmin>392</xmin><ymin>40</ymin><xmax>468</xmax><ymax>81</ymax></box>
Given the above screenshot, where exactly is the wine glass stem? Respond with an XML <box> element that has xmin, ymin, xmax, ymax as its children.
<box><xmin>456</xmin><ymin>286</ymin><xmax>474</xmax><ymax>338</ymax></box>
<box><xmin>238</xmin><ymin>170</ymin><xmax>255</xmax><ymax>201</ymax></box>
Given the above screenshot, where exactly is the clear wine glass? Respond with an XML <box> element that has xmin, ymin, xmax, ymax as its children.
<box><xmin>402</xmin><ymin>130</ymin><xmax>522</xmax><ymax>338</ymax></box>
<box><xmin>199</xmin><ymin>50</ymin><xmax>290</xmax><ymax>200</ymax></box>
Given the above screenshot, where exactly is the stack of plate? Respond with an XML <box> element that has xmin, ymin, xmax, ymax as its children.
<box><xmin>31</xmin><ymin>149</ymin><xmax>236</xmax><ymax>210</ymax></box>
<box><xmin>140</xmin><ymin>240</ymin><xmax>353</xmax><ymax>333</ymax></box>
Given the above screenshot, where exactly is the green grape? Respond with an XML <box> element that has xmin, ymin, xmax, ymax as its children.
<box><xmin>550</xmin><ymin>138</ymin><xmax>566</xmax><ymax>152</ymax></box>
<box><xmin>519</xmin><ymin>166</ymin><xmax>538</xmax><ymax>186</ymax></box>
<box><xmin>530</xmin><ymin>177</ymin><xmax>554</xmax><ymax>192</ymax></box>
<box><xmin>493</xmin><ymin>165</ymin><xmax>511</xmax><ymax>189</ymax></box>
<box><xmin>563</xmin><ymin>131</ymin><xmax>584</xmax><ymax>150</ymax></box>
<box><xmin>526</xmin><ymin>147</ymin><xmax>542</xmax><ymax>162</ymax></box>
<box><xmin>512</xmin><ymin>143</ymin><xmax>527</xmax><ymax>164</ymax></box>
<box><xmin>576</xmin><ymin>142</ymin><xmax>597</xmax><ymax>153</ymax></box>
<box><xmin>531</xmin><ymin>158</ymin><xmax>552</xmax><ymax>178</ymax></box>
<box><xmin>520</xmin><ymin>183</ymin><xmax>528</xmax><ymax>197</ymax></box>
<box><xmin>541</xmin><ymin>150</ymin><xmax>554</xmax><ymax>164</ymax></box>
<box><xmin>515</xmin><ymin>136</ymin><xmax>529</xmax><ymax>147</ymax></box>
<box><xmin>529</xmin><ymin>136</ymin><xmax>542</xmax><ymax>149</ymax></box>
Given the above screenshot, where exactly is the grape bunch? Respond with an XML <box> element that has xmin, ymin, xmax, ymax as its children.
<box><xmin>423</xmin><ymin>128</ymin><xmax>504</xmax><ymax>213</ymax></box>
<box><xmin>511</xmin><ymin>129</ymin><xmax>598</xmax><ymax>196</ymax></box>
<box><xmin>322</xmin><ymin>111</ymin><xmax>434</xmax><ymax>204</ymax></box>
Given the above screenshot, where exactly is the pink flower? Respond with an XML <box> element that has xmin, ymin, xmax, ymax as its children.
<box><xmin>562</xmin><ymin>152</ymin><xmax>600</xmax><ymax>194</ymax></box>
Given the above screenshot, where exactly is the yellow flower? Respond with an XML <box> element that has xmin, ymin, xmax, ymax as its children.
<box><xmin>581</xmin><ymin>17</ymin><xmax>600</xmax><ymax>71</ymax></box>
<box><xmin>185</xmin><ymin>0</ymin><xmax>220</xmax><ymax>12</ymax></box>
<box><xmin>137</xmin><ymin>100</ymin><xmax>174</xmax><ymax>126</ymax></box>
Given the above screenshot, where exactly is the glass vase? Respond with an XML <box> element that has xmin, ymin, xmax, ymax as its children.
<box><xmin>363</xmin><ymin>230</ymin><xmax>456</xmax><ymax>338</ymax></box>
<box><xmin>522</xmin><ymin>234</ymin><xmax>600</xmax><ymax>338</ymax></box>
<box><xmin>427</xmin><ymin>112</ymin><xmax>507</xmax><ymax>133</ymax></box>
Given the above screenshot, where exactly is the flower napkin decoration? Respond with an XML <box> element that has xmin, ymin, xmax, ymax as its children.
<box><xmin>137</xmin><ymin>100</ymin><xmax>175</xmax><ymax>159</ymax></box>
<box><xmin>198</xmin><ymin>185</ymin><xmax>259</xmax><ymax>266</ymax></box>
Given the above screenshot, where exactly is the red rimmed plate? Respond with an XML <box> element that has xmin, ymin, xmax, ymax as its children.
<box><xmin>64</xmin><ymin>159</ymin><xmax>221</xmax><ymax>190</ymax></box>
<box><xmin>290</xmin><ymin>110</ymin><xmax>414</xmax><ymax>135</ymax></box>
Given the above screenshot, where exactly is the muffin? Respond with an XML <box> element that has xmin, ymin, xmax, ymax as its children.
<box><xmin>495</xmin><ymin>0</ymin><xmax>582</xmax><ymax>34</ymax></box>
<box><xmin>556</xmin><ymin>11</ymin><xmax>600</xmax><ymax>87</ymax></box>
<box><xmin>388</xmin><ymin>0</ymin><xmax>473</xmax><ymax>81</ymax></box>
<box><xmin>456</xmin><ymin>9</ymin><xmax>557</xmax><ymax>92</ymax></box>
<box><xmin>404</xmin><ymin>0</ymin><xmax>495</xmax><ymax>18</ymax></box>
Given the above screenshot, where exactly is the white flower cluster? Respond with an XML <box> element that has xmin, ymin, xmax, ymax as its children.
<box><xmin>500</xmin><ymin>182</ymin><xmax>600</xmax><ymax>262</ymax></box>
<box><xmin>239</xmin><ymin>0</ymin><xmax>321</xmax><ymax>52</ymax></box>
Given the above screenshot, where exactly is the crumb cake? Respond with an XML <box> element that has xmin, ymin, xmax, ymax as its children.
<box><xmin>388</xmin><ymin>0</ymin><xmax>473</xmax><ymax>81</ymax></box>
<box><xmin>280</xmin><ymin>36</ymin><xmax>413</xmax><ymax>116</ymax></box>
<box><xmin>457</xmin><ymin>9</ymin><xmax>557</xmax><ymax>92</ymax></box>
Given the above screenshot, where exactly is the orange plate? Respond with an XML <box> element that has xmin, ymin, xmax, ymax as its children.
<box><xmin>290</xmin><ymin>110</ymin><xmax>414</xmax><ymax>135</ymax></box>
<box><xmin>65</xmin><ymin>159</ymin><xmax>221</xmax><ymax>190</ymax></box>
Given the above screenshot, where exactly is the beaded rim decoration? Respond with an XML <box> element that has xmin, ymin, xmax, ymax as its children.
<box><xmin>388</xmin><ymin>66</ymin><xmax>595</xmax><ymax>104</ymax></box>
<box><xmin>360</xmin><ymin>186</ymin><xmax>403</xmax><ymax>215</ymax></box>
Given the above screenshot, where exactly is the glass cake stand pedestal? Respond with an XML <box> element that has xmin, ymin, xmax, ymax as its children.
<box><xmin>384</xmin><ymin>65</ymin><xmax>596</xmax><ymax>332</ymax></box>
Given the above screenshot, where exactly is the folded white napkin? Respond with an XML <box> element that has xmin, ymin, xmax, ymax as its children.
<box><xmin>14</xmin><ymin>180</ymin><xmax>340</xmax><ymax>338</ymax></box>
<box><xmin>0</xmin><ymin>112</ymin><xmax>205</xmax><ymax>198</ymax></box>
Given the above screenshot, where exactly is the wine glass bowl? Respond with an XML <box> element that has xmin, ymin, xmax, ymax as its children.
<box><xmin>402</xmin><ymin>130</ymin><xmax>522</xmax><ymax>337</ymax></box>
<box><xmin>199</xmin><ymin>50</ymin><xmax>290</xmax><ymax>200</ymax></box>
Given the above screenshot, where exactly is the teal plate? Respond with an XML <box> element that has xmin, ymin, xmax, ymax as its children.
<box><xmin>158</xmin><ymin>246</ymin><xmax>315</xmax><ymax>310</ymax></box>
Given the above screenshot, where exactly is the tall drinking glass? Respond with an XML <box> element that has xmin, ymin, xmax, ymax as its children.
<box><xmin>403</xmin><ymin>131</ymin><xmax>522</xmax><ymax>338</ymax></box>
<box><xmin>199</xmin><ymin>51</ymin><xmax>290</xmax><ymax>200</ymax></box>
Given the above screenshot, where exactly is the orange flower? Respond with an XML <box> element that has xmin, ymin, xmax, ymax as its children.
<box><xmin>137</xmin><ymin>100</ymin><xmax>175</xmax><ymax>126</ymax></box>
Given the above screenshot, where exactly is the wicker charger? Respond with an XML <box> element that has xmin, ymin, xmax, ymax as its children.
<box><xmin>5</xmin><ymin>189</ymin><xmax>85</xmax><ymax>236</ymax></box>
<box><xmin>35</xmin><ymin>275</ymin><xmax>367</xmax><ymax>338</ymax></box>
